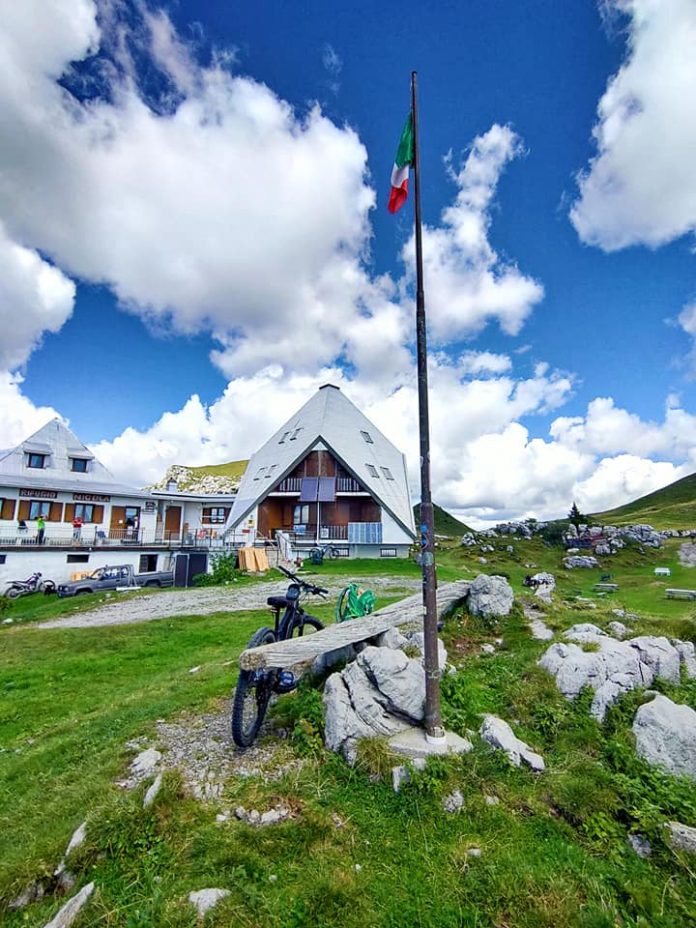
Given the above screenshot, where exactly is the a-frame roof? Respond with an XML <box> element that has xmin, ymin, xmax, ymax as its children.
<box><xmin>227</xmin><ymin>385</ymin><xmax>415</xmax><ymax>538</ymax></box>
<box><xmin>0</xmin><ymin>418</ymin><xmax>150</xmax><ymax>497</ymax></box>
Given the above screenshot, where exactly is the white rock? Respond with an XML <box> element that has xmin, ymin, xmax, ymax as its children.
<box><xmin>406</xmin><ymin>631</ymin><xmax>448</xmax><ymax>672</ymax></box>
<box><xmin>356</xmin><ymin>647</ymin><xmax>426</xmax><ymax>721</ymax></box>
<box><xmin>42</xmin><ymin>882</ymin><xmax>95</xmax><ymax>928</ymax></box>
<box><xmin>466</xmin><ymin>847</ymin><xmax>482</xmax><ymax>857</ymax></box>
<box><xmin>674</xmin><ymin>640</ymin><xmax>696</xmax><ymax>679</ymax></box>
<box><xmin>479</xmin><ymin>715</ymin><xmax>545</xmax><ymax>772</ymax></box>
<box><xmin>484</xmin><ymin>795</ymin><xmax>500</xmax><ymax>806</ymax></box>
<box><xmin>665</xmin><ymin>821</ymin><xmax>696</xmax><ymax>855</ymax></box>
<box><xmin>375</xmin><ymin>628</ymin><xmax>408</xmax><ymax>650</ymax></box>
<box><xmin>467</xmin><ymin>574</ymin><xmax>514</xmax><ymax>619</ymax></box>
<box><xmin>143</xmin><ymin>773</ymin><xmax>163</xmax><ymax>808</ymax></box>
<box><xmin>188</xmin><ymin>666</ymin><xmax>201</xmax><ymax>674</ymax></box>
<box><xmin>564</xmin><ymin>556</ymin><xmax>599</xmax><ymax>569</ymax></box>
<box><xmin>607</xmin><ymin>621</ymin><xmax>628</xmax><ymax>639</ymax></box>
<box><xmin>633</xmin><ymin>695</ymin><xmax>696</xmax><ymax>779</ymax></box>
<box><xmin>130</xmin><ymin>748</ymin><xmax>162</xmax><ymax>780</ymax></box>
<box><xmin>391</xmin><ymin>758</ymin><xmax>426</xmax><ymax>793</ymax></box>
<box><xmin>188</xmin><ymin>888</ymin><xmax>230</xmax><ymax>917</ymax></box>
<box><xmin>64</xmin><ymin>822</ymin><xmax>87</xmax><ymax>858</ymax></box>
<box><xmin>627</xmin><ymin>833</ymin><xmax>652</xmax><ymax>858</ymax></box>
<box><xmin>442</xmin><ymin>789</ymin><xmax>464</xmax><ymax>812</ymax></box>
<box><xmin>9</xmin><ymin>881</ymin><xmax>44</xmax><ymax>910</ymax></box>
<box><xmin>481</xmin><ymin>643</ymin><xmax>496</xmax><ymax>655</ymax></box>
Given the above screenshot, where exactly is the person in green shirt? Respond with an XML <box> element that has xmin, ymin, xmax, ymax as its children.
<box><xmin>36</xmin><ymin>515</ymin><xmax>46</xmax><ymax>545</ymax></box>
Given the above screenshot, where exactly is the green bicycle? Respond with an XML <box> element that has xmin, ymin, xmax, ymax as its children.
<box><xmin>335</xmin><ymin>582</ymin><xmax>376</xmax><ymax>623</ymax></box>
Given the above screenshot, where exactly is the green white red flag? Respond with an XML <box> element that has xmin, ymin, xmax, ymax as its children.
<box><xmin>388</xmin><ymin>114</ymin><xmax>414</xmax><ymax>214</ymax></box>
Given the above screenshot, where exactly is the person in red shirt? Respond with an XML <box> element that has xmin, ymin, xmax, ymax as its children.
<box><xmin>72</xmin><ymin>514</ymin><xmax>84</xmax><ymax>542</ymax></box>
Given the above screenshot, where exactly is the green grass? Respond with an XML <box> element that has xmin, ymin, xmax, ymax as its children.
<box><xmin>414</xmin><ymin>502</ymin><xmax>472</xmax><ymax>537</ymax></box>
<box><xmin>2</xmin><ymin>545</ymin><xmax>696</xmax><ymax>926</ymax></box>
<box><xmin>593</xmin><ymin>470</ymin><xmax>696</xmax><ymax>529</ymax></box>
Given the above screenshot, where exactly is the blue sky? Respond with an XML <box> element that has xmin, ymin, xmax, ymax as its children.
<box><xmin>1</xmin><ymin>0</ymin><xmax>695</xmax><ymax>525</ymax></box>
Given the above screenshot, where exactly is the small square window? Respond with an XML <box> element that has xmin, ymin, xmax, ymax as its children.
<box><xmin>0</xmin><ymin>554</ymin><xmax>6</xmax><ymax>565</ymax></box>
<box><xmin>366</xmin><ymin>463</ymin><xmax>379</xmax><ymax>478</ymax></box>
<box><xmin>265</xmin><ymin>464</ymin><xmax>277</xmax><ymax>478</ymax></box>
<box><xmin>380</xmin><ymin>548</ymin><xmax>397</xmax><ymax>558</ymax></box>
<box><xmin>27</xmin><ymin>453</ymin><xmax>46</xmax><ymax>469</ymax></box>
<box><xmin>278</xmin><ymin>431</ymin><xmax>291</xmax><ymax>444</ymax></box>
<box><xmin>289</xmin><ymin>427</ymin><xmax>303</xmax><ymax>441</ymax></box>
<box><xmin>380</xmin><ymin>466</ymin><xmax>394</xmax><ymax>480</ymax></box>
<box><xmin>360</xmin><ymin>430</ymin><xmax>373</xmax><ymax>444</ymax></box>
<box><xmin>71</xmin><ymin>458</ymin><xmax>89</xmax><ymax>473</ymax></box>
<box><xmin>66</xmin><ymin>554</ymin><xmax>89</xmax><ymax>563</ymax></box>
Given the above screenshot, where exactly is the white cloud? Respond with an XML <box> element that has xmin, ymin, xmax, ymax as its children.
<box><xmin>571</xmin><ymin>0</ymin><xmax>696</xmax><ymax>250</ymax></box>
<box><xmin>0</xmin><ymin>372</ymin><xmax>63</xmax><ymax>450</ymax></box>
<box><xmin>459</xmin><ymin>351</ymin><xmax>512</xmax><ymax>376</ymax></box>
<box><xmin>402</xmin><ymin>124</ymin><xmax>544</xmax><ymax>341</ymax></box>
<box><xmin>0</xmin><ymin>222</ymin><xmax>76</xmax><ymax>370</ymax></box>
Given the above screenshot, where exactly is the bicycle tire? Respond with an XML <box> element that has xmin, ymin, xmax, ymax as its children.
<box><xmin>336</xmin><ymin>586</ymin><xmax>351</xmax><ymax>623</ymax></box>
<box><xmin>290</xmin><ymin>614</ymin><xmax>324</xmax><ymax>637</ymax></box>
<box><xmin>231</xmin><ymin>626</ymin><xmax>276</xmax><ymax>748</ymax></box>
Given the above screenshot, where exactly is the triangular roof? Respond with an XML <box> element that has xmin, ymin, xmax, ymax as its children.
<box><xmin>0</xmin><ymin>418</ymin><xmax>150</xmax><ymax>497</ymax></box>
<box><xmin>227</xmin><ymin>385</ymin><xmax>415</xmax><ymax>538</ymax></box>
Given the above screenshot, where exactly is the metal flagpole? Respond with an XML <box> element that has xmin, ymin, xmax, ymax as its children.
<box><xmin>411</xmin><ymin>70</ymin><xmax>445</xmax><ymax>741</ymax></box>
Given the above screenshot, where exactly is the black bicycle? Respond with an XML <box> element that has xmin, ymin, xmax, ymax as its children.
<box><xmin>231</xmin><ymin>565</ymin><xmax>328</xmax><ymax>747</ymax></box>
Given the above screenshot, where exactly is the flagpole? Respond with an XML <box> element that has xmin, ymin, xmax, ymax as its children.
<box><xmin>411</xmin><ymin>70</ymin><xmax>445</xmax><ymax>741</ymax></box>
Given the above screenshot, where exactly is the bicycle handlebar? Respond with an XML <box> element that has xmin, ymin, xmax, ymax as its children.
<box><xmin>277</xmin><ymin>564</ymin><xmax>329</xmax><ymax>595</ymax></box>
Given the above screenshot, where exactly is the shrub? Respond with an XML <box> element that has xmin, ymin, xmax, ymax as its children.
<box><xmin>191</xmin><ymin>553</ymin><xmax>237</xmax><ymax>586</ymax></box>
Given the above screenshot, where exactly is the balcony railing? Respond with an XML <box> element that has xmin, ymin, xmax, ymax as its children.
<box><xmin>0</xmin><ymin>527</ymin><xmax>232</xmax><ymax>549</ymax></box>
<box><xmin>274</xmin><ymin>478</ymin><xmax>302</xmax><ymax>492</ymax></box>
<box><xmin>336</xmin><ymin>477</ymin><xmax>363</xmax><ymax>493</ymax></box>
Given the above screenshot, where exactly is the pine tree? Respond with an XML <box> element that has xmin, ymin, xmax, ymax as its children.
<box><xmin>568</xmin><ymin>501</ymin><xmax>585</xmax><ymax>530</ymax></box>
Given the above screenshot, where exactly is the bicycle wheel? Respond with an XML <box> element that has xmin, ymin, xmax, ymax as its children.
<box><xmin>336</xmin><ymin>586</ymin><xmax>351</xmax><ymax>623</ymax></box>
<box><xmin>231</xmin><ymin>627</ymin><xmax>276</xmax><ymax>748</ymax></box>
<box><xmin>290</xmin><ymin>614</ymin><xmax>324</xmax><ymax>637</ymax></box>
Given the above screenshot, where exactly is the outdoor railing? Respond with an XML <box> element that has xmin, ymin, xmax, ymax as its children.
<box><xmin>274</xmin><ymin>478</ymin><xmax>302</xmax><ymax>492</ymax></box>
<box><xmin>0</xmin><ymin>528</ymin><xmax>233</xmax><ymax>548</ymax></box>
<box><xmin>336</xmin><ymin>478</ymin><xmax>363</xmax><ymax>492</ymax></box>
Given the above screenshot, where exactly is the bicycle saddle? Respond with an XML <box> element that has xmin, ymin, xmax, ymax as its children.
<box><xmin>267</xmin><ymin>595</ymin><xmax>291</xmax><ymax>608</ymax></box>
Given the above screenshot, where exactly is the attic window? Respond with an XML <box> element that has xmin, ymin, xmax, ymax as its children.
<box><xmin>70</xmin><ymin>458</ymin><xmax>89</xmax><ymax>473</ymax></box>
<box><xmin>289</xmin><ymin>428</ymin><xmax>303</xmax><ymax>441</ymax></box>
<box><xmin>265</xmin><ymin>464</ymin><xmax>278</xmax><ymax>478</ymax></box>
<box><xmin>254</xmin><ymin>467</ymin><xmax>267</xmax><ymax>480</ymax></box>
<box><xmin>366</xmin><ymin>463</ymin><xmax>379</xmax><ymax>478</ymax></box>
<box><xmin>278</xmin><ymin>431</ymin><xmax>291</xmax><ymax>444</ymax></box>
<box><xmin>27</xmin><ymin>453</ymin><xmax>46</xmax><ymax>469</ymax></box>
<box><xmin>380</xmin><ymin>467</ymin><xmax>394</xmax><ymax>480</ymax></box>
<box><xmin>360</xmin><ymin>430</ymin><xmax>374</xmax><ymax>444</ymax></box>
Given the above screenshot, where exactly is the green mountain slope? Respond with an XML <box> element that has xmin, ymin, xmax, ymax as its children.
<box><xmin>593</xmin><ymin>471</ymin><xmax>696</xmax><ymax>529</ymax></box>
<box><xmin>413</xmin><ymin>502</ymin><xmax>471</xmax><ymax>537</ymax></box>
<box><xmin>149</xmin><ymin>460</ymin><xmax>248</xmax><ymax>493</ymax></box>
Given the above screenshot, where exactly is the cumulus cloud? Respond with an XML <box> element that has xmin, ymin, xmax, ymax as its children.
<box><xmin>459</xmin><ymin>351</ymin><xmax>512</xmax><ymax>376</ymax></box>
<box><xmin>0</xmin><ymin>222</ymin><xmax>76</xmax><ymax>370</ymax></box>
<box><xmin>402</xmin><ymin>124</ymin><xmax>544</xmax><ymax>341</ymax></box>
<box><xmin>571</xmin><ymin>0</ymin><xmax>696</xmax><ymax>250</ymax></box>
<box><xmin>0</xmin><ymin>373</ymin><xmax>63</xmax><ymax>451</ymax></box>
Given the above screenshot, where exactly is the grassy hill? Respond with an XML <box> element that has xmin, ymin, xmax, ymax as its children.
<box><xmin>149</xmin><ymin>460</ymin><xmax>248</xmax><ymax>492</ymax></box>
<box><xmin>414</xmin><ymin>501</ymin><xmax>471</xmax><ymax>537</ymax></box>
<box><xmin>593</xmin><ymin>471</ymin><xmax>696</xmax><ymax>529</ymax></box>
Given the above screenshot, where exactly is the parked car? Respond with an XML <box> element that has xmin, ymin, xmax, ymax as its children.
<box><xmin>56</xmin><ymin>564</ymin><xmax>174</xmax><ymax>597</ymax></box>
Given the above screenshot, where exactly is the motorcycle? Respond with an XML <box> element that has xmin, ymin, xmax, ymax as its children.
<box><xmin>4</xmin><ymin>571</ymin><xmax>56</xmax><ymax>599</ymax></box>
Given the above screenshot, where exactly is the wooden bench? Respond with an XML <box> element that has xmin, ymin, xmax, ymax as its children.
<box><xmin>239</xmin><ymin>579</ymin><xmax>471</xmax><ymax>671</ymax></box>
<box><xmin>593</xmin><ymin>583</ymin><xmax>619</xmax><ymax>592</ymax></box>
<box><xmin>665</xmin><ymin>588</ymin><xmax>696</xmax><ymax>600</ymax></box>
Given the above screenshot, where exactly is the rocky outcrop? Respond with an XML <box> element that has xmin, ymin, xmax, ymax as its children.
<box><xmin>539</xmin><ymin>626</ymin><xmax>696</xmax><ymax>721</ymax></box>
<box><xmin>467</xmin><ymin>574</ymin><xmax>514</xmax><ymax>619</ymax></box>
<box><xmin>188</xmin><ymin>889</ymin><xmax>230</xmax><ymax>917</ymax></box>
<box><xmin>633</xmin><ymin>695</ymin><xmax>696</xmax><ymax>779</ymax></box>
<box><xmin>324</xmin><ymin>647</ymin><xmax>426</xmax><ymax>763</ymax></box>
<box><xmin>479</xmin><ymin>715</ymin><xmax>545</xmax><ymax>772</ymax></box>
<box><xmin>563</xmin><ymin>556</ymin><xmax>599</xmax><ymax>569</ymax></box>
<box><xmin>530</xmin><ymin>572</ymin><xmax>555</xmax><ymax>604</ymax></box>
<box><xmin>666</xmin><ymin>822</ymin><xmax>696</xmax><ymax>855</ymax></box>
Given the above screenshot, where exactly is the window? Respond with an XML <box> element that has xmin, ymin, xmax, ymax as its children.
<box><xmin>70</xmin><ymin>458</ymin><xmax>89</xmax><ymax>473</ymax></box>
<box><xmin>360</xmin><ymin>430</ymin><xmax>374</xmax><ymax>444</ymax></box>
<box><xmin>0</xmin><ymin>554</ymin><xmax>6</xmax><ymax>565</ymax></box>
<box><xmin>139</xmin><ymin>554</ymin><xmax>157</xmax><ymax>572</ymax></box>
<box><xmin>334</xmin><ymin>547</ymin><xmax>349</xmax><ymax>558</ymax></box>
<box><xmin>254</xmin><ymin>467</ymin><xmax>266</xmax><ymax>480</ymax></box>
<box><xmin>27</xmin><ymin>453</ymin><xmax>46</xmax><ymax>469</ymax></box>
<box><xmin>366</xmin><ymin>463</ymin><xmax>379</xmax><ymax>478</ymax></box>
<box><xmin>380</xmin><ymin>466</ymin><xmax>394</xmax><ymax>480</ymax></box>
<box><xmin>203</xmin><ymin>507</ymin><xmax>228</xmax><ymax>524</ymax></box>
<box><xmin>278</xmin><ymin>431</ymin><xmax>291</xmax><ymax>444</ymax></box>
<box><xmin>67</xmin><ymin>554</ymin><xmax>89</xmax><ymax>563</ymax></box>
<box><xmin>74</xmin><ymin>504</ymin><xmax>95</xmax><ymax>522</ymax></box>
<box><xmin>265</xmin><ymin>464</ymin><xmax>278</xmax><ymax>478</ymax></box>
<box><xmin>293</xmin><ymin>504</ymin><xmax>310</xmax><ymax>525</ymax></box>
<box><xmin>289</xmin><ymin>427</ymin><xmax>303</xmax><ymax>440</ymax></box>
<box><xmin>29</xmin><ymin>501</ymin><xmax>51</xmax><ymax>519</ymax></box>
<box><xmin>380</xmin><ymin>548</ymin><xmax>397</xmax><ymax>558</ymax></box>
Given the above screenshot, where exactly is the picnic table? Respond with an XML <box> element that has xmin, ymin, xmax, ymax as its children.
<box><xmin>665</xmin><ymin>588</ymin><xmax>696</xmax><ymax>600</ymax></box>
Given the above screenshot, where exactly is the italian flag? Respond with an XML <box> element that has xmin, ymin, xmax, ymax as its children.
<box><xmin>388</xmin><ymin>114</ymin><xmax>414</xmax><ymax>214</ymax></box>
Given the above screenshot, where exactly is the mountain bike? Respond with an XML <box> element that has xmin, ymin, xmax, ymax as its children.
<box><xmin>336</xmin><ymin>582</ymin><xmax>375</xmax><ymax>622</ymax></box>
<box><xmin>231</xmin><ymin>565</ymin><xmax>328</xmax><ymax>748</ymax></box>
<box><xmin>307</xmin><ymin>543</ymin><xmax>341</xmax><ymax>564</ymax></box>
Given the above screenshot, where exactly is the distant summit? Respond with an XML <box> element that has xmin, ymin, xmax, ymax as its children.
<box><xmin>592</xmin><ymin>472</ymin><xmax>696</xmax><ymax>530</ymax></box>
<box><xmin>149</xmin><ymin>460</ymin><xmax>247</xmax><ymax>494</ymax></box>
<box><xmin>413</xmin><ymin>502</ymin><xmax>471</xmax><ymax>538</ymax></box>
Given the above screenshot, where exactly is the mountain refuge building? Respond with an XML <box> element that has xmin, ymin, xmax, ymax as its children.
<box><xmin>225</xmin><ymin>384</ymin><xmax>416</xmax><ymax>557</ymax></box>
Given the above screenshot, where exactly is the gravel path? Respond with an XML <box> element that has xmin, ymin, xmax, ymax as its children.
<box><xmin>37</xmin><ymin>576</ymin><xmax>421</xmax><ymax>630</ymax></box>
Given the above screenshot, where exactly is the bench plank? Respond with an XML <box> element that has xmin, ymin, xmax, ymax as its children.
<box><xmin>666</xmin><ymin>588</ymin><xmax>696</xmax><ymax>600</ymax></box>
<box><xmin>239</xmin><ymin>579</ymin><xmax>471</xmax><ymax>670</ymax></box>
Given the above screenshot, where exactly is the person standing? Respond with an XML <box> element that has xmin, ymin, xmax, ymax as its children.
<box><xmin>36</xmin><ymin>514</ymin><xmax>46</xmax><ymax>545</ymax></box>
<box><xmin>72</xmin><ymin>514</ymin><xmax>84</xmax><ymax>542</ymax></box>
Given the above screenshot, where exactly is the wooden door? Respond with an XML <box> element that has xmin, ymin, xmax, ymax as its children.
<box><xmin>165</xmin><ymin>506</ymin><xmax>182</xmax><ymax>537</ymax></box>
<box><xmin>110</xmin><ymin>506</ymin><xmax>126</xmax><ymax>532</ymax></box>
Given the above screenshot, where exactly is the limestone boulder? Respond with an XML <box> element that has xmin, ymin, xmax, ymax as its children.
<box><xmin>633</xmin><ymin>695</ymin><xmax>696</xmax><ymax>779</ymax></box>
<box><xmin>467</xmin><ymin>574</ymin><xmax>514</xmax><ymax>619</ymax></box>
<box><xmin>666</xmin><ymin>822</ymin><xmax>696</xmax><ymax>855</ymax></box>
<box><xmin>479</xmin><ymin>715</ymin><xmax>544</xmax><ymax>772</ymax></box>
<box><xmin>563</xmin><ymin>556</ymin><xmax>599</xmax><ymax>569</ymax></box>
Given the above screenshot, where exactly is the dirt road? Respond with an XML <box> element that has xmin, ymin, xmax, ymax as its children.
<box><xmin>37</xmin><ymin>576</ymin><xmax>421</xmax><ymax>630</ymax></box>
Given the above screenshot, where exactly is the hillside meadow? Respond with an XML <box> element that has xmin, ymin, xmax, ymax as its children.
<box><xmin>1</xmin><ymin>539</ymin><xmax>695</xmax><ymax>926</ymax></box>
